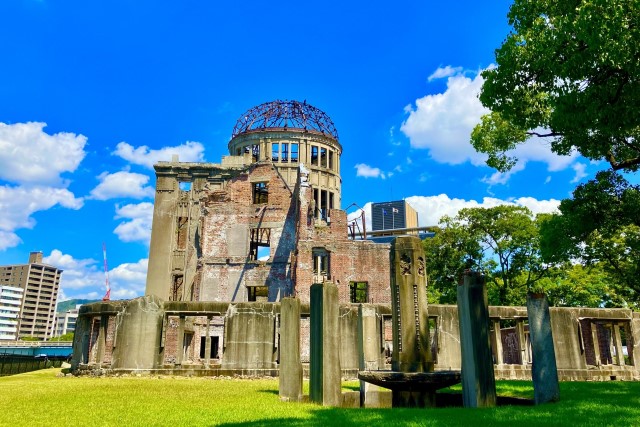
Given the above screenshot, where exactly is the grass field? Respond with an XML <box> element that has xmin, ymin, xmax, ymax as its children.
<box><xmin>1</xmin><ymin>369</ymin><xmax>639</xmax><ymax>426</ymax></box>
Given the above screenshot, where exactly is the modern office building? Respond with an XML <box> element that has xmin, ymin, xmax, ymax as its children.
<box><xmin>0</xmin><ymin>286</ymin><xmax>24</xmax><ymax>341</ymax></box>
<box><xmin>0</xmin><ymin>252</ymin><xmax>62</xmax><ymax>340</ymax></box>
<box><xmin>371</xmin><ymin>200</ymin><xmax>419</xmax><ymax>232</ymax></box>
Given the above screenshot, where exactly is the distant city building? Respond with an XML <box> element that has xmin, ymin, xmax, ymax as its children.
<box><xmin>55</xmin><ymin>305</ymin><xmax>80</xmax><ymax>336</ymax></box>
<box><xmin>0</xmin><ymin>286</ymin><xmax>24</xmax><ymax>341</ymax></box>
<box><xmin>371</xmin><ymin>200</ymin><xmax>419</xmax><ymax>232</ymax></box>
<box><xmin>0</xmin><ymin>252</ymin><xmax>62</xmax><ymax>340</ymax></box>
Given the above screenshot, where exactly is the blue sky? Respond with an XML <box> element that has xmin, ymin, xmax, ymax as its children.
<box><xmin>0</xmin><ymin>1</ymin><xmax>605</xmax><ymax>301</ymax></box>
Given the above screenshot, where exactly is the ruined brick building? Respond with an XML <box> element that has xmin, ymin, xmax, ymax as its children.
<box><xmin>145</xmin><ymin>100</ymin><xmax>390</xmax><ymax>306</ymax></box>
<box><xmin>71</xmin><ymin>101</ymin><xmax>640</xmax><ymax>381</ymax></box>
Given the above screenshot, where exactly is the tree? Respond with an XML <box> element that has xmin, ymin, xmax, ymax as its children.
<box><xmin>424</xmin><ymin>205</ymin><xmax>547</xmax><ymax>306</ymax></box>
<box><xmin>424</xmin><ymin>219</ymin><xmax>484</xmax><ymax>304</ymax></box>
<box><xmin>539</xmin><ymin>171</ymin><xmax>640</xmax><ymax>305</ymax></box>
<box><xmin>471</xmin><ymin>1</ymin><xmax>640</xmax><ymax>173</ymax></box>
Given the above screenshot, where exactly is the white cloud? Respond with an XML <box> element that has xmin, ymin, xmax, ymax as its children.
<box><xmin>0</xmin><ymin>185</ymin><xmax>83</xmax><ymax>250</ymax></box>
<box><xmin>89</xmin><ymin>171</ymin><xmax>155</xmax><ymax>200</ymax></box>
<box><xmin>113</xmin><ymin>141</ymin><xmax>205</xmax><ymax>169</ymax></box>
<box><xmin>113</xmin><ymin>202</ymin><xmax>154</xmax><ymax>244</ymax></box>
<box><xmin>401</xmin><ymin>70</ymin><xmax>489</xmax><ymax>165</ymax></box>
<box><xmin>401</xmin><ymin>67</ymin><xmax>581</xmax><ymax>185</ymax></box>
<box><xmin>354</xmin><ymin>163</ymin><xmax>386</xmax><ymax>179</ymax></box>
<box><xmin>0</xmin><ymin>122</ymin><xmax>87</xmax><ymax>185</ymax></box>
<box><xmin>570</xmin><ymin>162</ymin><xmax>588</xmax><ymax>183</ymax></box>
<box><xmin>43</xmin><ymin>249</ymin><xmax>147</xmax><ymax>300</ymax></box>
<box><xmin>428</xmin><ymin>66</ymin><xmax>463</xmax><ymax>81</ymax></box>
<box><xmin>348</xmin><ymin>195</ymin><xmax>560</xmax><ymax>231</ymax></box>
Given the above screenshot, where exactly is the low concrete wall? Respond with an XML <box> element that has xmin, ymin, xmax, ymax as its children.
<box><xmin>72</xmin><ymin>299</ymin><xmax>640</xmax><ymax>381</ymax></box>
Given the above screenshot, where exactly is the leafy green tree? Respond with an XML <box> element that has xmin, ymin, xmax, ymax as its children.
<box><xmin>540</xmin><ymin>263</ymin><xmax>626</xmax><ymax>308</ymax></box>
<box><xmin>424</xmin><ymin>219</ymin><xmax>484</xmax><ymax>304</ymax></box>
<box><xmin>49</xmin><ymin>332</ymin><xmax>74</xmax><ymax>342</ymax></box>
<box><xmin>425</xmin><ymin>205</ymin><xmax>547</xmax><ymax>306</ymax></box>
<box><xmin>540</xmin><ymin>171</ymin><xmax>640</xmax><ymax>305</ymax></box>
<box><xmin>471</xmin><ymin>0</ymin><xmax>640</xmax><ymax>173</ymax></box>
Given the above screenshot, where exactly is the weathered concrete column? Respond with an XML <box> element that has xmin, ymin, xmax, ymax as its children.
<box><xmin>358</xmin><ymin>304</ymin><xmax>385</xmax><ymax>408</ymax></box>
<box><xmin>95</xmin><ymin>315</ymin><xmax>108</xmax><ymax>364</ymax></box>
<box><xmin>491</xmin><ymin>320</ymin><xmax>503</xmax><ymax>365</ymax></box>
<box><xmin>110</xmin><ymin>295</ymin><xmax>165</xmax><ymax>370</ymax></box>
<box><xmin>457</xmin><ymin>271</ymin><xmax>496</xmax><ymax>408</ymax></box>
<box><xmin>176</xmin><ymin>316</ymin><xmax>185</xmax><ymax>365</ymax></box>
<box><xmin>390</xmin><ymin>236</ymin><xmax>434</xmax><ymax>407</ymax></box>
<box><xmin>279</xmin><ymin>297</ymin><xmax>303</xmax><ymax>402</ymax></box>
<box><xmin>204</xmin><ymin>316</ymin><xmax>212</xmax><ymax>367</ymax></box>
<box><xmin>527</xmin><ymin>293</ymin><xmax>560</xmax><ymax>404</ymax></box>
<box><xmin>613</xmin><ymin>324</ymin><xmax>625</xmax><ymax>366</ymax></box>
<box><xmin>309</xmin><ymin>282</ymin><xmax>341</xmax><ymax>407</ymax></box>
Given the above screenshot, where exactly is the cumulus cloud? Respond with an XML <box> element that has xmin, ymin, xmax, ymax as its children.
<box><xmin>428</xmin><ymin>66</ymin><xmax>463</xmax><ymax>81</ymax></box>
<box><xmin>348</xmin><ymin>194</ymin><xmax>560</xmax><ymax>231</ymax></box>
<box><xmin>43</xmin><ymin>249</ymin><xmax>147</xmax><ymax>300</ymax></box>
<box><xmin>0</xmin><ymin>122</ymin><xmax>87</xmax><ymax>185</ymax></box>
<box><xmin>89</xmin><ymin>171</ymin><xmax>155</xmax><ymax>200</ymax></box>
<box><xmin>113</xmin><ymin>202</ymin><xmax>154</xmax><ymax>244</ymax></box>
<box><xmin>401</xmin><ymin>70</ymin><xmax>489</xmax><ymax>165</ymax></box>
<box><xmin>0</xmin><ymin>185</ymin><xmax>83</xmax><ymax>250</ymax></box>
<box><xmin>570</xmin><ymin>162</ymin><xmax>588</xmax><ymax>183</ymax></box>
<box><xmin>401</xmin><ymin>67</ymin><xmax>582</xmax><ymax>185</ymax></box>
<box><xmin>354</xmin><ymin>163</ymin><xmax>386</xmax><ymax>179</ymax></box>
<box><xmin>113</xmin><ymin>141</ymin><xmax>205</xmax><ymax>169</ymax></box>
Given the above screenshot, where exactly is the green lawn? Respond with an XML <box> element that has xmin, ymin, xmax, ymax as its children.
<box><xmin>1</xmin><ymin>369</ymin><xmax>639</xmax><ymax>426</ymax></box>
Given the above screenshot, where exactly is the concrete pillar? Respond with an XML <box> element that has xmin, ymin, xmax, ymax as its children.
<box><xmin>591</xmin><ymin>322</ymin><xmax>601</xmax><ymax>366</ymax></box>
<box><xmin>390</xmin><ymin>236</ymin><xmax>432</xmax><ymax>373</ymax></box>
<box><xmin>96</xmin><ymin>315</ymin><xmax>108</xmax><ymax>365</ymax></box>
<box><xmin>205</xmin><ymin>316</ymin><xmax>212</xmax><ymax>367</ymax></box>
<box><xmin>527</xmin><ymin>293</ymin><xmax>560</xmax><ymax>404</ymax></box>
<box><xmin>492</xmin><ymin>320</ymin><xmax>503</xmax><ymax>365</ymax></box>
<box><xmin>613</xmin><ymin>324</ymin><xmax>625</xmax><ymax>366</ymax></box>
<box><xmin>176</xmin><ymin>316</ymin><xmax>185</xmax><ymax>365</ymax></box>
<box><xmin>457</xmin><ymin>271</ymin><xmax>496</xmax><ymax>408</ymax></box>
<box><xmin>110</xmin><ymin>296</ymin><xmax>164</xmax><ymax>370</ymax></box>
<box><xmin>279</xmin><ymin>298</ymin><xmax>303</xmax><ymax>402</ymax></box>
<box><xmin>309</xmin><ymin>283</ymin><xmax>341</xmax><ymax>407</ymax></box>
<box><xmin>358</xmin><ymin>304</ymin><xmax>384</xmax><ymax>408</ymax></box>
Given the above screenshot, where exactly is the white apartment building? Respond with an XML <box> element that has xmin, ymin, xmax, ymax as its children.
<box><xmin>0</xmin><ymin>286</ymin><xmax>24</xmax><ymax>340</ymax></box>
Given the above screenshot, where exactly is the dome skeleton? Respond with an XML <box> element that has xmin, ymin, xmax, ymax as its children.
<box><xmin>231</xmin><ymin>100</ymin><xmax>339</xmax><ymax>141</ymax></box>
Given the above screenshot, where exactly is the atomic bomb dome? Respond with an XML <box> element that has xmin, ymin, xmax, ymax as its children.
<box><xmin>231</xmin><ymin>99</ymin><xmax>339</xmax><ymax>140</ymax></box>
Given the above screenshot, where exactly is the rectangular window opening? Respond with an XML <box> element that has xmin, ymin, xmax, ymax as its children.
<box><xmin>329</xmin><ymin>151</ymin><xmax>334</xmax><ymax>170</ymax></box>
<box><xmin>253</xmin><ymin>182</ymin><xmax>268</xmax><ymax>204</ymax></box>
<box><xmin>281</xmin><ymin>143</ymin><xmax>289</xmax><ymax>162</ymax></box>
<box><xmin>179</xmin><ymin>182</ymin><xmax>192</xmax><ymax>191</ymax></box>
<box><xmin>349</xmin><ymin>281</ymin><xmax>368</xmax><ymax>303</ymax></box>
<box><xmin>291</xmin><ymin>143</ymin><xmax>299</xmax><ymax>162</ymax></box>
<box><xmin>199</xmin><ymin>336</ymin><xmax>220</xmax><ymax>359</ymax></box>
<box><xmin>311</xmin><ymin>146</ymin><xmax>318</xmax><ymax>165</ymax></box>
<box><xmin>249</xmin><ymin>228</ymin><xmax>271</xmax><ymax>261</ymax></box>
<box><xmin>312</xmin><ymin>248</ymin><xmax>329</xmax><ymax>283</ymax></box>
<box><xmin>248</xmin><ymin>286</ymin><xmax>268</xmax><ymax>302</ymax></box>
<box><xmin>320</xmin><ymin>147</ymin><xmax>327</xmax><ymax>167</ymax></box>
<box><xmin>271</xmin><ymin>143</ymin><xmax>279</xmax><ymax>162</ymax></box>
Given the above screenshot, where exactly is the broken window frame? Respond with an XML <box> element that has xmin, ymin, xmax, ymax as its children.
<box><xmin>320</xmin><ymin>147</ymin><xmax>327</xmax><ymax>168</ymax></box>
<box><xmin>312</xmin><ymin>248</ymin><xmax>330</xmax><ymax>283</ymax></box>
<box><xmin>247</xmin><ymin>286</ymin><xmax>268</xmax><ymax>302</ymax></box>
<box><xmin>281</xmin><ymin>143</ymin><xmax>289</xmax><ymax>162</ymax></box>
<box><xmin>249</xmin><ymin>228</ymin><xmax>271</xmax><ymax>261</ymax></box>
<box><xmin>253</xmin><ymin>182</ymin><xmax>268</xmax><ymax>204</ymax></box>
<box><xmin>311</xmin><ymin>146</ymin><xmax>318</xmax><ymax>166</ymax></box>
<box><xmin>349</xmin><ymin>281</ymin><xmax>368</xmax><ymax>303</ymax></box>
